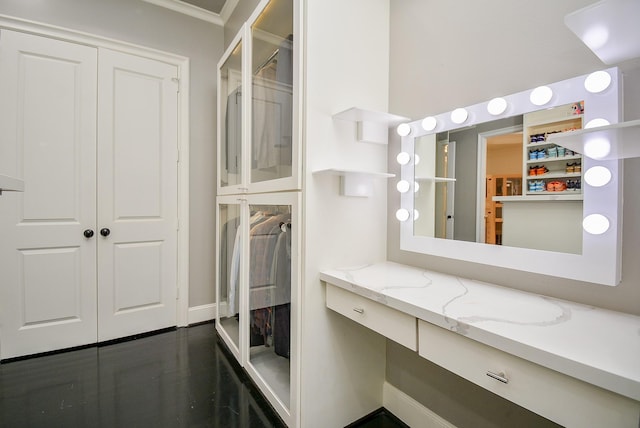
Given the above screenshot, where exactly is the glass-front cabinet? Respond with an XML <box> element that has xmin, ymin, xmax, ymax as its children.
<box><xmin>218</xmin><ymin>37</ymin><xmax>243</xmax><ymax>192</ymax></box>
<box><xmin>216</xmin><ymin>192</ymin><xmax>299</xmax><ymax>425</ymax></box>
<box><xmin>217</xmin><ymin>0</ymin><xmax>298</xmax><ymax>196</ymax></box>
<box><xmin>216</xmin><ymin>0</ymin><xmax>298</xmax><ymax>425</ymax></box>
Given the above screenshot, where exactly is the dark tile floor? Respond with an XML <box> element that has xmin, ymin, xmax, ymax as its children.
<box><xmin>0</xmin><ymin>323</ymin><xmax>285</xmax><ymax>428</ymax></box>
<box><xmin>0</xmin><ymin>323</ymin><xmax>405</xmax><ymax>428</ymax></box>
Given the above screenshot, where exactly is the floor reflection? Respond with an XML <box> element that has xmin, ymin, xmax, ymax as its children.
<box><xmin>0</xmin><ymin>323</ymin><xmax>284</xmax><ymax>428</ymax></box>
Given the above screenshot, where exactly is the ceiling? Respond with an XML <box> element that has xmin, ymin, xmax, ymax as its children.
<box><xmin>142</xmin><ymin>0</ymin><xmax>238</xmax><ymax>25</ymax></box>
<box><xmin>181</xmin><ymin>0</ymin><xmax>228</xmax><ymax>14</ymax></box>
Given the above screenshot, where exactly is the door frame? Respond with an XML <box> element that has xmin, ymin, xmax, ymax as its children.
<box><xmin>476</xmin><ymin>125</ymin><xmax>522</xmax><ymax>243</ymax></box>
<box><xmin>0</xmin><ymin>15</ymin><xmax>191</xmax><ymax>327</ymax></box>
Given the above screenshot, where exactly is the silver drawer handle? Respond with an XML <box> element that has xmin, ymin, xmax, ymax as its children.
<box><xmin>353</xmin><ymin>307</ymin><xmax>364</xmax><ymax>314</ymax></box>
<box><xmin>486</xmin><ymin>371</ymin><xmax>509</xmax><ymax>384</ymax></box>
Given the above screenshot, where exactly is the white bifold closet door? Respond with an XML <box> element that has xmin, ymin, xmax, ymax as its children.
<box><xmin>0</xmin><ymin>30</ymin><xmax>178</xmax><ymax>359</ymax></box>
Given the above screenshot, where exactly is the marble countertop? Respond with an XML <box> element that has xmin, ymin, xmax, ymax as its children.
<box><xmin>319</xmin><ymin>261</ymin><xmax>640</xmax><ymax>402</ymax></box>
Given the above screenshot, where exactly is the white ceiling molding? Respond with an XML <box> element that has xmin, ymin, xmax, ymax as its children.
<box><xmin>219</xmin><ymin>0</ymin><xmax>240</xmax><ymax>24</ymax></box>
<box><xmin>141</xmin><ymin>0</ymin><xmax>224</xmax><ymax>26</ymax></box>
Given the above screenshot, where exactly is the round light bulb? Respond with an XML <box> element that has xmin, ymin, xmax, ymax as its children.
<box><xmin>585</xmin><ymin>118</ymin><xmax>610</xmax><ymax>129</ymax></box>
<box><xmin>583</xmin><ymin>214</ymin><xmax>610</xmax><ymax>235</ymax></box>
<box><xmin>421</xmin><ymin>116</ymin><xmax>437</xmax><ymax>131</ymax></box>
<box><xmin>396</xmin><ymin>152</ymin><xmax>411</xmax><ymax>165</ymax></box>
<box><xmin>396</xmin><ymin>208</ymin><xmax>410</xmax><ymax>222</ymax></box>
<box><xmin>414</xmin><ymin>154</ymin><xmax>420</xmax><ymax>165</ymax></box>
<box><xmin>450</xmin><ymin>108</ymin><xmax>468</xmax><ymax>124</ymax></box>
<box><xmin>487</xmin><ymin>97</ymin><xmax>507</xmax><ymax>115</ymax></box>
<box><xmin>414</xmin><ymin>181</ymin><xmax>420</xmax><ymax>193</ymax></box>
<box><xmin>584</xmin><ymin>137</ymin><xmax>611</xmax><ymax>159</ymax></box>
<box><xmin>397</xmin><ymin>123</ymin><xmax>412</xmax><ymax>137</ymax></box>
<box><xmin>584</xmin><ymin>70</ymin><xmax>612</xmax><ymax>94</ymax></box>
<box><xmin>413</xmin><ymin>210</ymin><xmax>420</xmax><ymax>221</ymax></box>
<box><xmin>396</xmin><ymin>180</ymin><xmax>410</xmax><ymax>193</ymax></box>
<box><xmin>530</xmin><ymin>86</ymin><xmax>553</xmax><ymax>106</ymax></box>
<box><xmin>584</xmin><ymin>166</ymin><xmax>612</xmax><ymax>187</ymax></box>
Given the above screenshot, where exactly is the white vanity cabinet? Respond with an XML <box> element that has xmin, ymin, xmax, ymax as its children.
<box><xmin>418</xmin><ymin>320</ymin><xmax>639</xmax><ymax>427</ymax></box>
<box><xmin>320</xmin><ymin>262</ymin><xmax>640</xmax><ymax>428</ymax></box>
<box><xmin>326</xmin><ymin>283</ymin><xmax>417</xmax><ymax>351</ymax></box>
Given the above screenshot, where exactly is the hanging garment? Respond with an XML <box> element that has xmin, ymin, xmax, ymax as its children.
<box><xmin>252</xmin><ymin>65</ymin><xmax>279</xmax><ymax>170</ymax></box>
<box><xmin>249</xmin><ymin>213</ymin><xmax>288</xmax><ymax>289</ymax></box>
<box><xmin>225</xmin><ymin>88</ymin><xmax>242</xmax><ymax>174</ymax></box>
<box><xmin>220</xmin><ymin>215</ymin><xmax>240</xmax><ymax>317</ymax></box>
<box><xmin>272</xmin><ymin>222</ymin><xmax>291</xmax><ymax>358</ymax></box>
<box><xmin>229</xmin><ymin>211</ymin><xmax>266</xmax><ymax>315</ymax></box>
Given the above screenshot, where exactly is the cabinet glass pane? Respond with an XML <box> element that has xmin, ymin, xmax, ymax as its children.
<box><xmin>220</xmin><ymin>41</ymin><xmax>243</xmax><ymax>188</ymax></box>
<box><xmin>219</xmin><ymin>203</ymin><xmax>241</xmax><ymax>349</ymax></box>
<box><xmin>247</xmin><ymin>203</ymin><xmax>291</xmax><ymax>408</ymax></box>
<box><xmin>251</xmin><ymin>0</ymin><xmax>293</xmax><ymax>184</ymax></box>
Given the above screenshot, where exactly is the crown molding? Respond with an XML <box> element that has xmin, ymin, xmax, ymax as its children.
<box><xmin>141</xmin><ymin>0</ymin><xmax>224</xmax><ymax>26</ymax></box>
<box><xmin>219</xmin><ymin>0</ymin><xmax>239</xmax><ymax>23</ymax></box>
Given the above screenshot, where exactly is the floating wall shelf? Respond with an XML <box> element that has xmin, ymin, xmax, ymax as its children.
<box><xmin>494</xmin><ymin>194</ymin><xmax>583</xmax><ymax>202</ymax></box>
<box><xmin>333</xmin><ymin>107</ymin><xmax>410</xmax><ymax>145</ymax></box>
<box><xmin>0</xmin><ymin>174</ymin><xmax>24</xmax><ymax>195</ymax></box>
<box><xmin>313</xmin><ymin>168</ymin><xmax>395</xmax><ymax>197</ymax></box>
<box><xmin>415</xmin><ymin>176</ymin><xmax>456</xmax><ymax>183</ymax></box>
<box><xmin>548</xmin><ymin>119</ymin><xmax>640</xmax><ymax>160</ymax></box>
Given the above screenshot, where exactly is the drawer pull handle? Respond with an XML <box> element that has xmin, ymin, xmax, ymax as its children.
<box><xmin>486</xmin><ymin>371</ymin><xmax>509</xmax><ymax>384</ymax></box>
<box><xmin>353</xmin><ymin>307</ymin><xmax>364</xmax><ymax>314</ymax></box>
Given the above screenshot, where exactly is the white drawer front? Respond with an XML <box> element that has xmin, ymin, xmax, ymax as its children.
<box><xmin>326</xmin><ymin>284</ymin><xmax>417</xmax><ymax>351</ymax></box>
<box><xmin>418</xmin><ymin>320</ymin><xmax>640</xmax><ymax>428</ymax></box>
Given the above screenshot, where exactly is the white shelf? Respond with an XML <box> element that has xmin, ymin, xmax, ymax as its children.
<box><xmin>312</xmin><ymin>168</ymin><xmax>395</xmax><ymax>178</ymax></box>
<box><xmin>0</xmin><ymin>174</ymin><xmax>24</xmax><ymax>194</ymax></box>
<box><xmin>313</xmin><ymin>168</ymin><xmax>395</xmax><ymax>198</ymax></box>
<box><xmin>415</xmin><ymin>176</ymin><xmax>456</xmax><ymax>183</ymax></box>
<box><xmin>332</xmin><ymin>107</ymin><xmax>410</xmax><ymax>145</ymax></box>
<box><xmin>547</xmin><ymin>120</ymin><xmax>640</xmax><ymax>160</ymax></box>
<box><xmin>526</xmin><ymin>154</ymin><xmax>582</xmax><ymax>165</ymax></box>
<box><xmin>332</xmin><ymin>107</ymin><xmax>409</xmax><ymax>124</ymax></box>
<box><xmin>494</xmin><ymin>194</ymin><xmax>583</xmax><ymax>202</ymax></box>
<box><xmin>525</xmin><ymin>172</ymin><xmax>582</xmax><ymax>180</ymax></box>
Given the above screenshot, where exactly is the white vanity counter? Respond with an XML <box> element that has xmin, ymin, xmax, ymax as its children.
<box><xmin>319</xmin><ymin>261</ymin><xmax>640</xmax><ymax>402</ymax></box>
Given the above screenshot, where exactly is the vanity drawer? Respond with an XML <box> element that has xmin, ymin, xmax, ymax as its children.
<box><xmin>326</xmin><ymin>284</ymin><xmax>417</xmax><ymax>351</ymax></box>
<box><xmin>418</xmin><ymin>320</ymin><xmax>639</xmax><ymax>427</ymax></box>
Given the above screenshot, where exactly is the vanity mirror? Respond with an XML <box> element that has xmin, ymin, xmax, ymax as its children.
<box><xmin>397</xmin><ymin>68</ymin><xmax>623</xmax><ymax>286</ymax></box>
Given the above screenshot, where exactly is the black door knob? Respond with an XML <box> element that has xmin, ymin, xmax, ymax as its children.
<box><xmin>100</xmin><ymin>228</ymin><xmax>111</xmax><ymax>237</ymax></box>
<box><xmin>83</xmin><ymin>229</ymin><xmax>94</xmax><ymax>238</ymax></box>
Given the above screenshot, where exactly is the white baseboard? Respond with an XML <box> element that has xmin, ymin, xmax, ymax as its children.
<box><xmin>383</xmin><ymin>382</ymin><xmax>456</xmax><ymax>428</ymax></box>
<box><xmin>187</xmin><ymin>303</ymin><xmax>217</xmax><ymax>325</ymax></box>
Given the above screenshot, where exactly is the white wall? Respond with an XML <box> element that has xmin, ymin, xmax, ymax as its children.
<box><xmin>301</xmin><ymin>0</ymin><xmax>392</xmax><ymax>426</ymax></box>
<box><xmin>0</xmin><ymin>0</ymin><xmax>223</xmax><ymax>308</ymax></box>
<box><xmin>387</xmin><ymin>1</ymin><xmax>640</xmax><ymax>425</ymax></box>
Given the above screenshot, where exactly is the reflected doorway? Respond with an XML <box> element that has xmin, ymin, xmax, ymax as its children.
<box><xmin>478</xmin><ymin>126</ymin><xmax>523</xmax><ymax>245</ymax></box>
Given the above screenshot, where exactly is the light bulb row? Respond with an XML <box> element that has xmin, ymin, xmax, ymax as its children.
<box><xmin>394</xmin><ymin>70</ymin><xmax>616</xmax><ymax>235</ymax></box>
<box><xmin>395</xmin><ymin>70</ymin><xmax>613</xmax><ymax>137</ymax></box>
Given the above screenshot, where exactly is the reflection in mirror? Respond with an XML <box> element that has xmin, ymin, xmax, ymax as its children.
<box><xmin>413</xmin><ymin>106</ymin><xmax>584</xmax><ymax>255</ymax></box>
<box><xmin>398</xmin><ymin>68</ymin><xmax>623</xmax><ymax>285</ymax></box>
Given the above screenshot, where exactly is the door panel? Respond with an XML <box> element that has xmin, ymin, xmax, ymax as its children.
<box><xmin>20</xmin><ymin>247</ymin><xmax>82</xmax><ymax>325</ymax></box>
<box><xmin>97</xmin><ymin>48</ymin><xmax>179</xmax><ymax>341</ymax></box>
<box><xmin>0</xmin><ymin>30</ymin><xmax>98</xmax><ymax>359</ymax></box>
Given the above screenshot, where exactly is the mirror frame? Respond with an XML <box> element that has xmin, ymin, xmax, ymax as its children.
<box><xmin>398</xmin><ymin>67</ymin><xmax>622</xmax><ymax>286</ymax></box>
